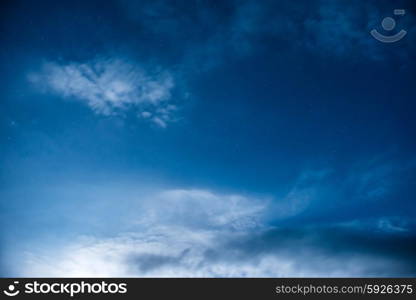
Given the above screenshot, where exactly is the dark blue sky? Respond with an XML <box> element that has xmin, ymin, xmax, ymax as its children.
<box><xmin>1</xmin><ymin>0</ymin><xmax>415</xmax><ymax>276</ymax></box>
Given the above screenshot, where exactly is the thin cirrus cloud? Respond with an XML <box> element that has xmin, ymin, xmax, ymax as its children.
<box><xmin>29</xmin><ymin>58</ymin><xmax>177</xmax><ymax>128</ymax></box>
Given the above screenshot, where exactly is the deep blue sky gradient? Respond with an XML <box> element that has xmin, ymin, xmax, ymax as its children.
<box><xmin>1</xmin><ymin>0</ymin><xmax>415</xmax><ymax>276</ymax></box>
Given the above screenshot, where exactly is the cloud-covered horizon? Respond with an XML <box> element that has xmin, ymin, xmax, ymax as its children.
<box><xmin>15</xmin><ymin>187</ymin><xmax>416</xmax><ymax>277</ymax></box>
<box><xmin>6</xmin><ymin>166</ymin><xmax>416</xmax><ymax>277</ymax></box>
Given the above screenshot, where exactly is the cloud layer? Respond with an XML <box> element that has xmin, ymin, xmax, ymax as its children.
<box><xmin>16</xmin><ymin>188</ymin><xmax>416</xmax><ymax>277</ymax></box>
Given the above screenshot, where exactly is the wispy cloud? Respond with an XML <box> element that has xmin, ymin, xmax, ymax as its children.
<box><xmin>346</xmin><ymin>155</ymin><xmax>416</xmax><ymax>202</ymax></box>
<box><xmin>138</xmin><ymin>189</ymin><xmax>267</xmax><ymax>230</ymax></box>
<box><xmin>29</xmin><ymin>58</ymin><xmax>177</xmax><ymax>127</ymax></box>
<box><xmin>303</xmin><ymin>0</ymin><xmax>380</xmax><ymax>57</ymax></box>
<box><xmin>119</xmin><ymin>0</ymin><xmax>415</xmax><ymax>71</ymax></box>
<box><xmin>338</xmin><ymin>216</ymin><xmax>415</xmax><ymax>233</ymax></box>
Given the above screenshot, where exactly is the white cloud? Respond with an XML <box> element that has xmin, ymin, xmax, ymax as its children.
<box><xmin>17</xmin><ymin>228</ymin><xmax>363</xmax><ymax>277</ymax></box>
<box><xmin>20</xmin><ymin>225</ymin><xmax>411</xmax><ymax>277</ymax></box>
<box><xmin>18</xmin><ymin>188</ymin><xmax>269</xmax><ymax>277</ymax></box>
<box><xmin>29</xmin><ymin>58</ymin><xmax>176</xmax><ymax>127</ymax></box>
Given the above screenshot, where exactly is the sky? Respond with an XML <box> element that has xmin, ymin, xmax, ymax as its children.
<box><xmin>0</xmin><ymin>0</ymin><xmax>416</xmax><ymax>277</ymax></box>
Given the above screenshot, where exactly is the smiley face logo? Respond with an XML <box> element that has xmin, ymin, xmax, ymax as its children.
<box><xmin>371</xmin><ymin>9</ymin><xmax>407</xmax><ymax>43</ymax></box>
<box><xmin>3</xmin><ymin>281</ymin><xmax>20</xmax><ymax>297</ymax></box>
